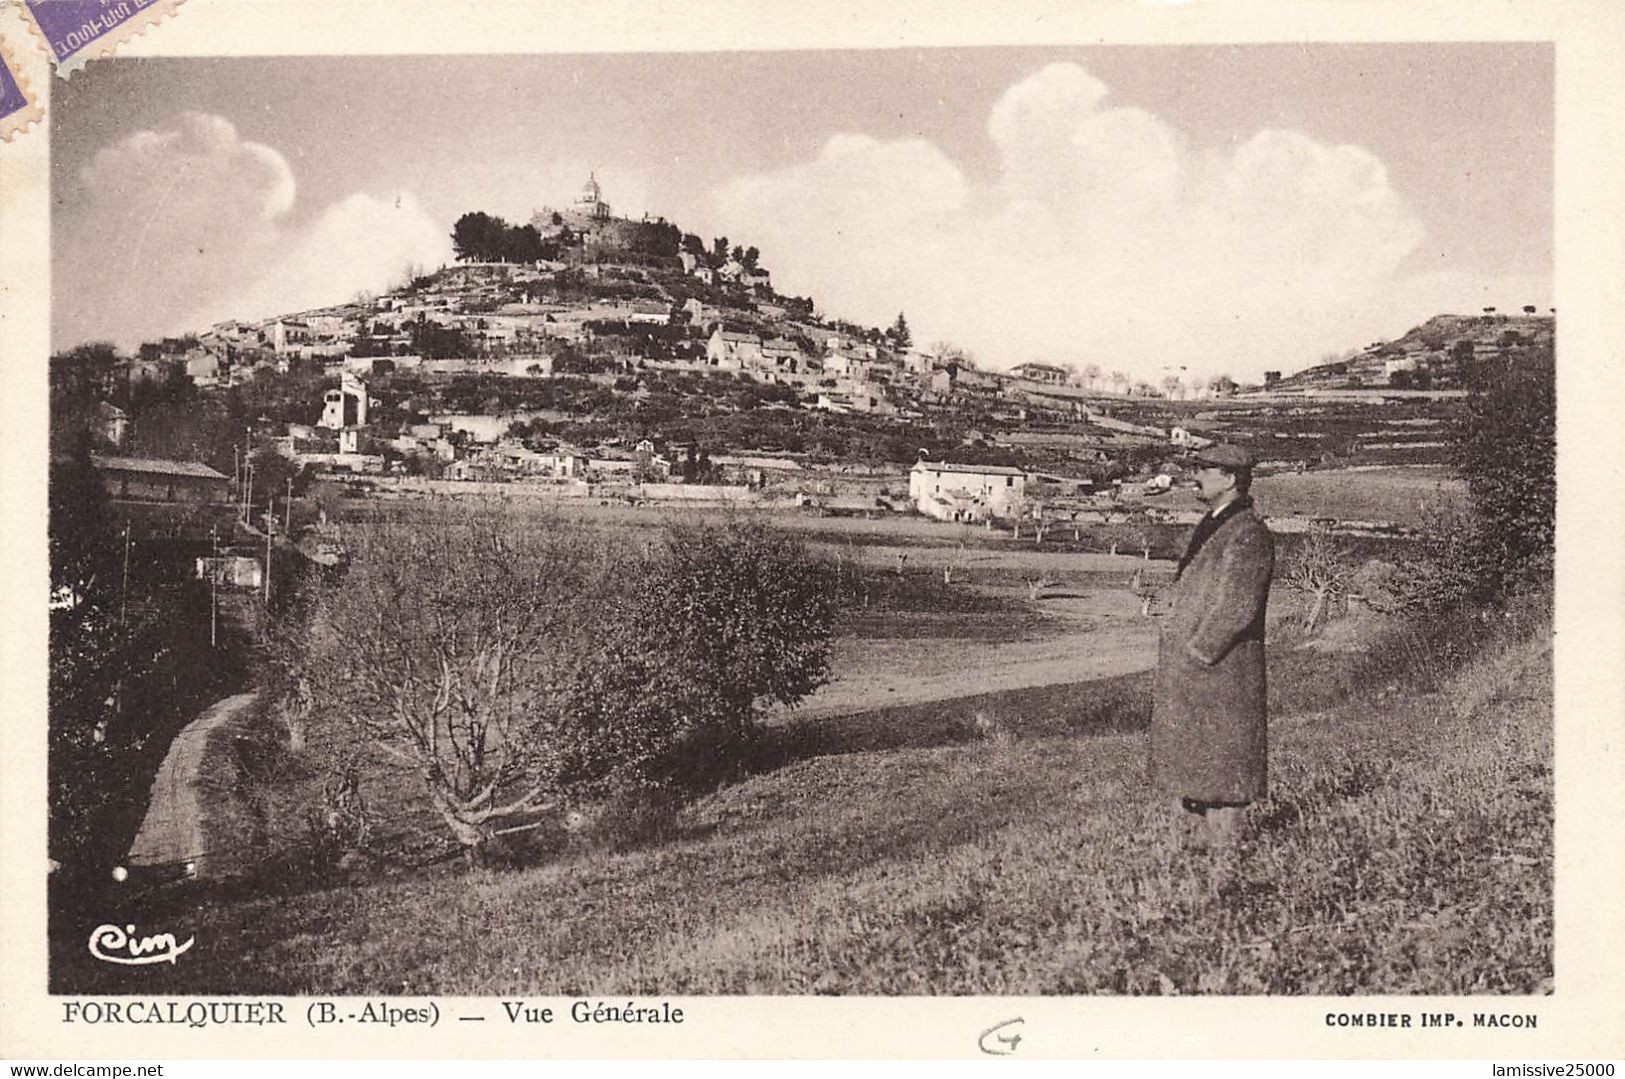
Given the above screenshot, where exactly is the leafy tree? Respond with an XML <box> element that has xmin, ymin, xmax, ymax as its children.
<box><xmin>451</xmin><ymin>212</ymin><xmax>509</xmax><ymax>262</ymax></box>
<box><xmin>1452</xmin><ymin>340</ymin><xmax>1555</xmax><ymax>599</ymax></box>
<box><xmin>502</xmin><ymin>223</ymin><xmax>546</xmax><ymax>263</ymax></box>
<box><xmin>247</xmin><ymin>445</ymin><xmax>310</xmax><ymax>512</ymax></box>
<box><xmin>742</xmin><ymin>245</ymin><xmax>761</xmax><ymax>270</ymax></box>
<box><xmin>126</xmin><ymin>394</ymin><xmax>242</xmax><ymax>475</ymax></box>
<box><xmin>633</xmin><ymin>218</ymin><xmax>682</xmax><ymax>258</ymax></box>
<box><xmin>888</xmin><ymin>312</ymin><xmax>913</xmax><ymax>350</ymax></box>
<box><xmin>710</xmin><ymin>236</ymin><xmax>730</xmax><ymax>267</ymax></box>
<box><xmin>51</xmin><ymin>342</ymin><xmax>124</xmax><ymax>411</ymax></box>
<box><xmin>48</xmin><ymin>440</ymin><xmax>243</xmax><ymax>882</ymax></box>
<box><xmin>410</xmin><ymin>320</ymin><xmax>477</xmax><ymax>359</ymax></box>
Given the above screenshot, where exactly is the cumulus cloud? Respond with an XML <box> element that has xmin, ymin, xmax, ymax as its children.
<box><xmin>187</xmin><ymin>190</ymin><xmax>451</xmax><ymax>331</ymax></box>
<box><xmin>714</xmin><ymin>62</ymin><xmax>1543</xmax><ymax>383</ymax></box>
<box><xmin>57</xmin><ymin>112</ymin><xmax>451</xmax><ymax>349</ymax></box>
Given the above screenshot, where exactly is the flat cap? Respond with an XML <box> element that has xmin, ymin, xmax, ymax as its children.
<box><xmin>1191</xmin><ymin>443</ymin><xmax>1256</xmax><ymax>470</ymax></box>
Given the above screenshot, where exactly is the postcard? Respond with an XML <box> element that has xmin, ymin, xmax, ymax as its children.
<box><xmin>1</xmin><ymin>0</ymin><xmax>1622</xmax><ymax>1062</ymax></box>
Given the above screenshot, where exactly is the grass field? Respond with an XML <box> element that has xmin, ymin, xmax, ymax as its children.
<box><xmin>49</xmin><ymin>539</ymin><xmax>1552</xmax><ymax>995</ymax></box>
<box><xmin>1251</xmin><ymin>465</ymin><xmax>1465</xmax><ymax>526</ymax></box>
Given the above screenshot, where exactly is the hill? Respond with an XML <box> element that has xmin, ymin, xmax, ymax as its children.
<box><xmin>49</xmin><ymin>586</ymin><xmax>1551</xmax><ymax>996</ymax></box>
<box><xmin>1269</xmin><ymin>311</ymin><xmax>1554</xmax><ymax>394</ymax></box>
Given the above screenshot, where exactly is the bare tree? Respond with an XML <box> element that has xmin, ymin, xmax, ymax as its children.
<box><xmin>1284</xmin><ymin>525</ymin><xmax>1356</xmax><ymax>632</ymax></box>
<box><xmin>298</xmin><ymin>505</ymin><xmax>838</xmax><ymax>860</ymax></box>
<box><xmin>1023</xmin><ymin>573</ymin><xmax>1059</xmax><ymax>601</ymax></box>
<box><xmin>306</xmin><ymin>502</ymin><xmax>599</xmax><ymax>854</ymax></box>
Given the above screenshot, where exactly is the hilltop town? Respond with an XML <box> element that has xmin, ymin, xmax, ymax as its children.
<box><xmin>58</xmin><ymin>175</ymin><xmax>1554</xmax><ymax>535</ymax></box>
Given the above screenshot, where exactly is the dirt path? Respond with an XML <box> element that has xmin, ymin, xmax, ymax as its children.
<box><xmin>124</xmin><ymin>691</ymin><xmax>259</xmax><ymax>877</ymax></box>
<box><xmin>780</xmin><ymin>592</ymin><xmax>1160</xmax><ymax>722</ymax></box>
<box><xmin>788</xmin><ymin>628</ymin><xmax>1158</xmax><ymax>722</ymax></box>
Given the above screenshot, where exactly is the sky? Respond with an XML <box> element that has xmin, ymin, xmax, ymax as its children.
<box><xmin>49</xmin><ymin>45</ymin><xmax>1552</xmax><ymax>382</ymax></box>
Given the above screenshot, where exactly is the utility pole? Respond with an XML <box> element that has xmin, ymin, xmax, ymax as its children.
<box><xmin>285</xmin><ymin>476</ymin><xmax>293</xmax><ymax>535</ymax></box>
<box><xmin>264</xmin><ymin>513</ymin><xmax>273</xmax><ymax>605</ymax></box>
<box><xmin>209</xmin><ymin>525</ymin><xmax>218</xmax><ymax>647</ymax></box>
<box><xmin>119</xmin><ymin>523</ymin><xmax>131</xmax><ymax>625</ymax></box>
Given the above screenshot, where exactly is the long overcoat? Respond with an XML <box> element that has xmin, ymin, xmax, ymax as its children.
<box><xmin>1149</xmin><ymin>499</ymin><xmax>1274</xmax><ymax>803</ymax></box>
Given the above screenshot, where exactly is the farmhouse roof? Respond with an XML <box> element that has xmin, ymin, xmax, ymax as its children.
<box><xmin>92</xmin><ymin>455</ymin><xmax>230</xmax><ymax>481</ymax></box>
<box><xmin>911</xmin><ymin>461</ymin><xmax>1025</xmax><ymax>477</ymax></box>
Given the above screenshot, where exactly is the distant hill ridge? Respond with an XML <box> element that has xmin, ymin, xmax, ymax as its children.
<box><xmin>1274</xmin><ymin>311</ymin><xmax>1554</xmax><ymax>393</ymax></box>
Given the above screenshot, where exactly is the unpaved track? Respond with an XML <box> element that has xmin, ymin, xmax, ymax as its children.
<box><xmin>788</xmin><ymin>624</ymin><xmax>1158</xmax><ymax>721</ymax></box>
<box><xmin>781</xmin><ymin>588</ymin><xmax>1161</xmax><ymax>722</ymax></box>
<box><xmin>125</xmin><ymin>692</ymin><xmax>259</xmax><ymax>876</ymax></box>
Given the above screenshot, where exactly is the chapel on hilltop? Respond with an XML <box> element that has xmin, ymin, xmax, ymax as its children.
<box><xmin>575</xmin><ymin>172</ymin><xmax>611</xmax><ymax>221</ymax></box>
<box><xmin>532</xmin><ymin>172</ymin><xmax>612</xmax><ymax>233</ymax></box>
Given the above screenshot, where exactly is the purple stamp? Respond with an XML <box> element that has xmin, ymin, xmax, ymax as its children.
<box><xmin>19</xmin><ymin>0</ymin><xmax>187</xmax><ymax>76</ymax></box>
<box><xmin>0</xmin><ymin>31</ymin><xmax>42</xmax><ymax>141</ymax></box>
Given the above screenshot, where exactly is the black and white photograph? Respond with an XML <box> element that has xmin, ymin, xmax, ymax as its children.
<box><xmin>2</xmin><ymin>0</ymin><xmax>1622</xmax><ymax>1063</ymax></box>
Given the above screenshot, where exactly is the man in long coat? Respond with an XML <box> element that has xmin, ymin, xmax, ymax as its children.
<box><xmin>1150</xmin><ymin>443</ymin><xmax>1274</xmax><ymax>847</ymax></box>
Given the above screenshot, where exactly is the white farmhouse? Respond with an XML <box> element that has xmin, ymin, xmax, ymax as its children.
<box><xmin>706</xmin><ymin>327</ymin><xmax>764</xmax><ymax>370</ymax></box>
<box><xmin>908</xmin><ymin>461</ymin><xmax>1027</xmax><ymax>522</ymax></box>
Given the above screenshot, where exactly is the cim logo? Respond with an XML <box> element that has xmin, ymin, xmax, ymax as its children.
<box><xmin>88</xmin><ymin>923</ymin><xmax>195</xmax><ymax>966</ymax></box>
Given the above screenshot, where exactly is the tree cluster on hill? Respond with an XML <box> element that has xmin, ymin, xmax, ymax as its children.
<box><xmin>450</xmin><ymin>212</ymin><xmax>566</xmax><ymax>264</ymax></box>
<box><xmin>47</xmin><ymin>443</ymin><xmax>247</xmax><ymax>890</ymax></box>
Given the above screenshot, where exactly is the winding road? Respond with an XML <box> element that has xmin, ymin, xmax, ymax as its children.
<box><xmin>124</xmin><ymin>691</ymin><xmax>259</xmax><ymax>878</ymax></box>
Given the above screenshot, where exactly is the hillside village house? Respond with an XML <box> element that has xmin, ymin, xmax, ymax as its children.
<box><xmin>816</xmin><ymin>388</ymin><xmax>895</xmax><ymax>416</ymax></box>
<box><xmin>626</xmin><ymin>300</ymin><xmax>672</xmax><ymax>325</ymax></box>
<box><xmin>707</xmin><ymin>328</ymin><xmax>765</xmax><ymax>370</ymax></box>
<box><xmin>929</xmin><ymin>364</ymin><xmax>1002</xmax><ymax>397</ymax></box>
<box><xmin>1010</xmin><ymin>362</ymin><xmax>1070</xmax><ymax>385</ymax></box>
<box><xmin>320</xmin><ymin>372</ymin><xmax>372</xmax><ymax>429</ymax></box>
<box><xmin>760</xmin><ymin>337</ymin><xmax>804</xmax><ymax>374</ymax></box>
<box><xmin>900</xmin><ymin>348</ymin><xmax>937</xmax><ymax>376</ymax></box>
<box><xmin>824</xmin><ymin>354</ymin><xmax>863</xmax><ymax>381</ymax></box>
<box><xmin>96</xmin><ymin>402</ymin><xmax>129</xmax><ymax>447</ymax></box>
<box><xmin>185</xmin><ymin>351</ymin><xmax>225</xmax><ymax>388</ymax></box>
<box><xmin>92</xmin><ymin>455</ymin><xmax>231</xmax><ymax>505</ymax></box>
<box><xmin>908</xmin><ymin>461</ymin><xmax>1027</xmax><ymax>522</ymax></box>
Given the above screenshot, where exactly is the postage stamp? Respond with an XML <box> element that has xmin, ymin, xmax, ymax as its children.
<box><xmin>0</xmin><ymin>30</ymin><xmax>43</xmax><ymax>140</ymax></box>
<box><xmin>16</xmin><ymin>0</ymin><xmax>187</xmax><ymax>76</ymax></box>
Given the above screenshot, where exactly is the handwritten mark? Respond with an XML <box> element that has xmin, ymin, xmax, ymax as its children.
<box><xmin>978</xmin><ymin>1017</ymin><xmax>1025</xmax><ymax>1055</ymax></box>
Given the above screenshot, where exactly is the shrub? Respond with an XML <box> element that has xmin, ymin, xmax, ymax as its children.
<box><xmin>549</xmin><ymin>520</ymin><xmax>839</xmax><ymax>797</ymax></box>
<box><xmin>295</xmin><ymin>505</ymin><xmax>837</xmax><ymax>860</ymax></box>
<box><xmin>1451</xmin><ymin>341</ymin><xmax>1554</xmax><ymax>600</ymax></box>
